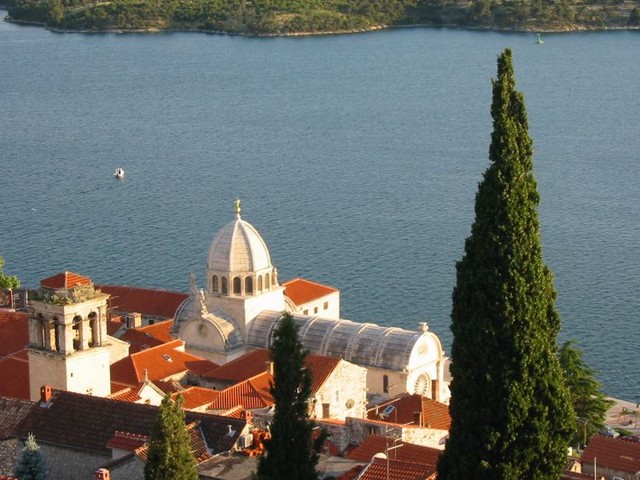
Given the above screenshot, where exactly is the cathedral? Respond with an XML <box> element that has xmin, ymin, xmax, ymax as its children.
<box><xmin>172</xmin><ymin>200</ymin><xmax>450</xmax><ymax>403</ymax></box>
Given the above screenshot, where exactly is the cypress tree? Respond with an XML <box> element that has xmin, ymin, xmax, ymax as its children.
<box><xmin>144</xmin><ymin>394</ymin><xmax>199</xmax><ymax>480</ymax></box>
<box><xmin>256</xmin><ymin>312</ymin><xmax>322</xmax><ymax>480</ymax></box>
<box><xmin>437</xmin><ymin>49</ymin><xmax>574</xmax><ymax>480</ymax></box>
<box><xmin>14</xmin><ymin>433</ymin><xmax>47</xmax><ymax>480</ymax></box>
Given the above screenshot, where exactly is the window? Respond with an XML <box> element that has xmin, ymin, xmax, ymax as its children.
<box><xmin>233</xmin><ymin>277</ymin><xmax>241</xmax><ymax>294</ymax></box>
<box><xmin>221</xmin><ymin>277</ymin><xmax>228</xmax><ymax>294</ymax></box>
<box><xmin>245</xmin><ymin>276</ymin><xmax>253</xmax><ymax>294</ymax></box>
<box><xmin>303</xmin><ymin>309</ymin><xmax>308</xmax><ymax>315</ymax></box>
<box><xmin>265</xmin><ymin>273</ymin><xmax>270</xmax><ymax>290</ymax></box>
<box><xmin>212</xmin><ymin>275</ymin><xmax>219</xmax><ymax>292</ymax></box>
<box><xmin>383</xmin><ymin>375</ymin><xmax>389</xmax><ymax>393</ymax></box>
<box><xmin>258</xmin><ymin>276</ymin><xmax>263</xmax><ymax>292</ymax></box>
<box><xmin>323</xmin><ymin>301</ymin><xmax>329</xmax><ymax>310</ymax></box>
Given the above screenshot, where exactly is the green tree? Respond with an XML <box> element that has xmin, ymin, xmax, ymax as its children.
<box><xmin>14</xmin><ymin>433</ymin><xmax>47</xmax><ymax>480</ymax></box>
<box><xmin>559</xmin><ymin>341</ymin><xmax>614</xmax><ymax>446</ymax></box>
<box><xmin>0</xmin><ymin>256</ymin><xmax>21</xmax><ymax>290</ymax></box>
<box><xmin>256</xmin><ymin>312</ymin><xmax>322</xmax><ymax>480</ymax></box>
<box><xmin>437</xmin><ymin>49</ymin><xmax>574</xmax><ymax>480</ymax></box>
<box><xmin>144</xmin><ymin>394</ymin><xmax>198</xmax><ymax>480</ymax></box>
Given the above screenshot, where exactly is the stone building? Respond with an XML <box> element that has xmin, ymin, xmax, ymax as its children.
<box><xmin>172</xmin><ymin>200</ymin><xmax>450</xmax><ymax>402</ymax></box>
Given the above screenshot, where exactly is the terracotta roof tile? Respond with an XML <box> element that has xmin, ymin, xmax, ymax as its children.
<box><xmin>357</xmin><ymin>457</ymin><xmax>436</xmax><ymax>480</ymax></box>
<box><xmin>346</xmin><ymin>435</ymin><xmax>441</xmax><ymax>466</ymax></box>
<box><xmin>0</xmin><ymin>310</ymin><xmax>29</xmax><ymax>357</ymax></box>
<box><xmin>40</xmin><ymin>271</ymin><xmax>92</xmax><ymax>289</ymax></box>
<box><xmin>0</xmin><ymin>475</ymin><xmax>18</xmax><ymax>480</ymax></box>
<box><xmin>106</xmin><ymin>431</ymin><xmax>149</xmax><ymax>451</ymax></box>
<box><xmin>110</xmin><ymin>339</ymin><xmax>218</xmax><ymax>386</ymax></box>
<box><xmin>120</xmin><ymin>321</ymin><xmax>175</xmax><ymax>354</ymax></box>
<box><xmin>108</xmin><ymin>387</ymin><xmax>143</xmax><ymax>403</ymax></box>
<box><xmin>99</xmin><ymin>285</ymin><xmax>188</xmax><ymax>318</ymax></box>
<box><xmin>0</xmin><ymin>396</ymin><xmax>35</xmax><ymax>440</ymax></box>
<box><xmin>0</xmin><ymin>355</ymin><xmax>30</xmax><ymax>400</ymax></box>
<box><xmin>210</xmin><ymin>372</ymin><xmax>274</xmax><ymax>410</ymax></box>
<box><xmin>581</xmin><ymin>434</ymin><xmax>640</xmax><ymax>473</ymax></box>
<box><xmin>14</xmin><ymin>390</ymin><xmax>245</xmax><ymax>455</ymax></box>
<box><xmin>173</xmin><ymin>387</ymin><xmax>220</xmax><ymax>410</ymax></box>
<box><xmin>283</xmin><ymin>278</ymin><xmax>338</xmax><ymax>306</ymax></box>
<box><xmin>204</xmin><ymin>349</ymin><xmax>339</xmax><ymax>394</ymax></box>
<box><xmin>368</xmin><ymin>394</ymin><xmax>451</xmax><ymax>430</ymax></box>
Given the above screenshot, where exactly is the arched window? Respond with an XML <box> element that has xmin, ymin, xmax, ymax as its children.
<box><xmin>36</xmin><ymin>313</ymin><xmax>46</xmax><ymax>347</ymax></box>
<box><xmin>221</xmin><ymin>277</ymin><xmax>228</xmax><ymax>294</ymax></box>
<box><xmin>88</xmin><ymin>312</ymin><xmax>98</xmax><ymax>347</ymax></box>
<box><xmin>258</xmin><ymin>276</ymin><xmax>263</xmax><ymax>292</ymax></box>
<box><xmin>51</xmin><ymin>317</ymin><xmax>60</xmax><ymax>352</ymax></box>
<box><xmin>212</xmin><ymin>275</ymin><xmax>219</xmax><ymax>293</ymax></box>
<box><xmin>72</xmin><ymin>315</ymin><xmax>82</xmax><ymax>351</ymax></box>
<box><xmin>383</xmin><ymin>375</ymin><xmax>389</xmax><ymax>393</ymax></box>
<box><xmin>233</xmin><ymin>277</ymin><xmax>241</xmax><ymax>295</ymax></box>
<box><xmin>265</xmin><ymin>273</ymin><xmax>270</xmax><ymax>290</ymax></box>
<box><xmin>245</xmin><ymin>277</ymin><xmax>253</xmax><ymax>295</ymax></box>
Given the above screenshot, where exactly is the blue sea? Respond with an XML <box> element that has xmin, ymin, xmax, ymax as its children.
<box><xmin>1</xmin><ymin>15</ymin><xmax>638</xmax><ymax>400</ymax></box>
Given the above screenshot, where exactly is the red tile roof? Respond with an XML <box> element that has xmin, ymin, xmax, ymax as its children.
<box><xmin>368</xmin><ymin>394</ymin><xmax>451</xmax><ymax>430</ymax></box>
<box><xmin>14</xmin><ymin>390</ymin><xmax>245</xmax><ymax>455</ymax></box>
<box><xmin>40</xmin><ymin>271</ymin><xmax>92</xmax><ymax>289</ymax></box>
<box><xmin>581</xmin><ymin>434</ymin><xmax>640</xmax><ymax>474</ymax></box>
<box><xmin>345</xmin><ymin>435</ymin><xmax>442</xmax><ymax>466</ymax></box>
<box><xmin>108</xmin><ymin>387</ymin><xmax>143</xmax><ymax>403</ymax></box>
<box><xmin>210</xmin><ymin>372</ymin><xmax>274</xmax><ymax>410</ymax></box>
<box><xmin>173</xmin><ymin>387</ymin><xmax>220</xmax><ymax>410</ymax></box>
<box><xmin>110</xmin><ymin>339</ymin><xmax>219</xmax><ymax>386</ymax></box>
<box><xmin>0</xmin><ymin>310</ymin><xmax>29</xmax><ymax>357</ymax></box>
<box><xmin>204</xmin><ymin>348</ymin><xmax>340</xmax><ymax>394</ymax></box>
<box><xmin>0</xmin><ymin>396</ymin><xmax>35</xmax><ymax>440</ymax></box>
<box><xmin>356</xmin><ymin>457</ymin><xmax>436</xmax><ymax>480</ymax></box>
<box><xmin>283</xmin><ymin>278</ymin><xmax>338</xmax><ymax>306</ymax></box>
<box><xmin>119</xmin><ymin>320</ymin><xmax>175</xmax><ymax>354</ymax></box>
<box><xmin>106</xmin><ymin>430</ymin><xmax>149</xmax><ymax>451</ymax></box>
<box><xmin>0</xmin><ymin>355</ymin><xmax>30</xmax><ymax>400</ymax></box>
<box><xmin>99</xmin><ymin>285</ymin><xmax>188</xmax><ymax>318</ymax></box>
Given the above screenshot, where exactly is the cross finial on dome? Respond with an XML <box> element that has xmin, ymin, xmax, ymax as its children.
<box><xmin>234</xmin><ymin>198</ymin><xmax>242</xmax><ymax>218</ymax></box>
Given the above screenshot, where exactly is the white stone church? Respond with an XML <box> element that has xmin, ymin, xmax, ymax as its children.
<box><xmin>172</xmin><ymin>200</ymin><xmax>451</xmax><ymax>403</ymax></box>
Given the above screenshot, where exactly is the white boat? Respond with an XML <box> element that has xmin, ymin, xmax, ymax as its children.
<box><xmin>114</xmin><ymin>168</ymin><xmax>125</xmax><ymax>179</ymax></box>
<box><xmin>536</xmin><ymin>33</ymin><xmax>544</xmax><ymax>45</ymax></box>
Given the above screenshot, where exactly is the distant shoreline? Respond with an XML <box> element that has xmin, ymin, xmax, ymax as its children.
<box><xmin>3</xmin><ymin>9</ymin><xmax>639</xmax><ymax>36</ymax></box>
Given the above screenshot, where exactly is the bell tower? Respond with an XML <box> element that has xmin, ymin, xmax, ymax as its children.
<box><xmin>27</xmin><ymin>272</ymin><xmax>111</xmax><ymax>401</ymax></box>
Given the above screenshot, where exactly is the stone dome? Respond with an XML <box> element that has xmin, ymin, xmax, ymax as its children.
<box><xmin>207</xmin><ymin>213</ymin><xmax>273</xmax><ymax>274</ymax></box>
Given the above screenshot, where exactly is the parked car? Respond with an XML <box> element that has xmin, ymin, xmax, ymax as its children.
<box><xmin>621</xmin><ymin>434</ymin><xmax>640</xmax><ymax>442</ymax></box>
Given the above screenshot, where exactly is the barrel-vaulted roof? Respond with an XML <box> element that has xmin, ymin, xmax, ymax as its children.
<box><xmin>248</xmin><ymin>311</ymin><xmax>429</xmax><ymax>372</ymax></box>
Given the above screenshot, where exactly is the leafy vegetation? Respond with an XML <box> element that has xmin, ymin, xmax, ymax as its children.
<box><xmin>437</xmin><ymin>49</ymin><xmax>574</xmax><ymax>479</ymax></box>
<box><xmin>145</xmin><ymin>394</ymin><xmax>199</xmax><ymax>480</ymax></box>
<box><xmin>14</xmin><ymin>433</ymin><xmax>47</xmax><ymax>480</ymax></box>
<box><xmin>5</xmin><ymin>0</ymin><xmax>638</xmax><ymax>34</ymax></box>
<box><xmin>256</xmin><ymin>312</ymin><xmax>325</xmax><ymax>480</ymax></box>
<box><xmin>559</xmin><ymin>340</ymin><xmax>615</xmax><ymax>447</ymax></box>
<box><xmin>0</xmin><ymin>255</ymin><xmax>21</xmax><ymax>290</ymax></box>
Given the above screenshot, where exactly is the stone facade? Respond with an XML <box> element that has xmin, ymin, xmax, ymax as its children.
<box><xmin>312</xmin><ymin>359</ymin><xmax>367</xmax><ymax>421</ymax></box>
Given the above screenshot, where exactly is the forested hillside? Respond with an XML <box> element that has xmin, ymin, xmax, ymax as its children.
<box><xmin>5</xmin><ymin>0</ymin><xmax>639</xmax><ymax>34</ymax></box>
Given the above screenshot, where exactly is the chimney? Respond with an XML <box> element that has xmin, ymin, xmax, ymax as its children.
<box><xmin>413</xmin><ymin>411</ymin><xmax>423</xmax><ymax>427</ymax></box>
<box><xmin>95</xmin><ymin>468</ymin><xmax>110</xmax><ymax>480</ymax></box>
<box><xmin>40</xmin><ymin>385</ymin><xmax>53</xmax><ymax>403</ymax></box>
<box><xmin>265</xmin><ymin>361</ymin><xmax>274</xmax><ymax>376</ymax></box>
<box><xmin>129</xmin><ymin>312</ymin><xmax>142</xmax><ymax>328</ymax></box>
